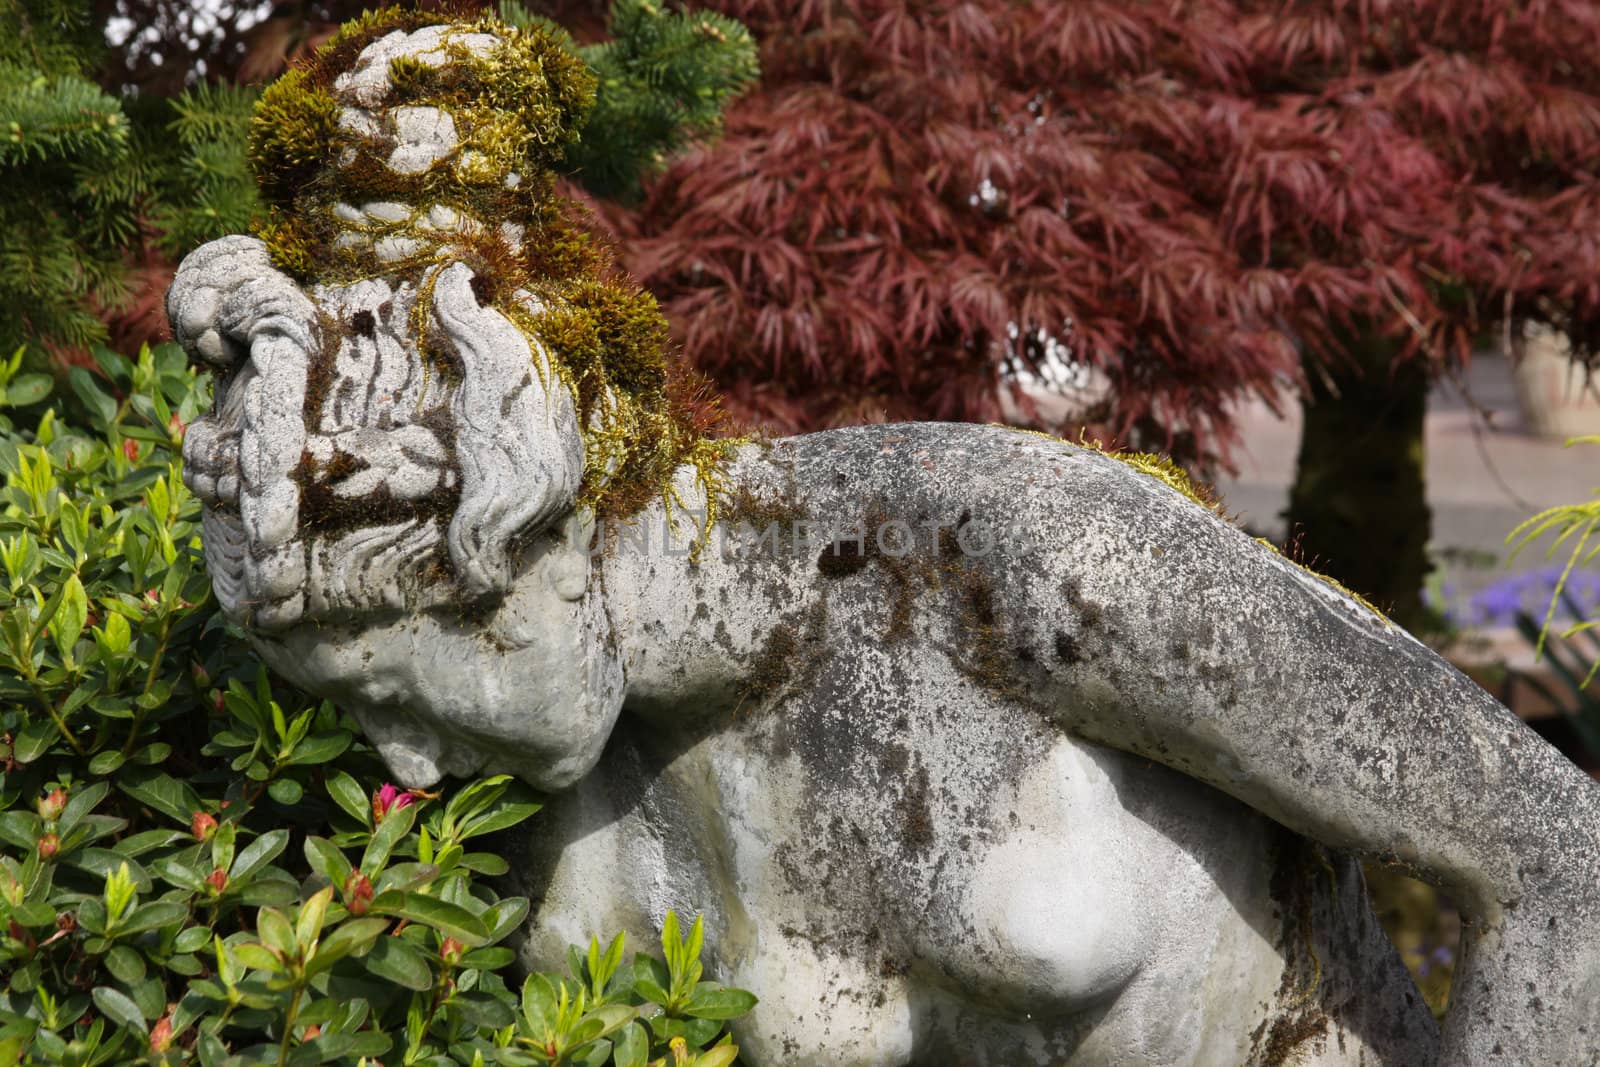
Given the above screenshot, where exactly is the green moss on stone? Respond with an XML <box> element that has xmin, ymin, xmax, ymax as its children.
<box><xmin>248</xmin><ymin>68</ymin><xmax>341</xmax><ymax>206</ymax></box>
<box><xmin>246</xmin><ymin>12</ymin><xmax>734</xmax><ymax>527</ymax></box>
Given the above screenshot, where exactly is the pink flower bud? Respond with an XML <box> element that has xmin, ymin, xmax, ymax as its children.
<box><xmin>372</xmin><ymin>783</ymin><xmax>415</xmax><ymax>823</ymax></box>
<box><xmin>344</xmin><ymin>869</ymin><xmax>374</xmax><ymax>916</ymax></box>
<box><xmin>36</xmin><ymin>788</ymin><xmax>67</xmax><ymax>822</ymax></box>
<box><xmin>149</xmin><ymin>1014</ymin><xmax>174</xmax><ymax>1052</ymax></box>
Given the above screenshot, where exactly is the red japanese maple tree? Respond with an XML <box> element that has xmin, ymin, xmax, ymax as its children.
<box><xmin>580</xmin><ymin>0</ymin><xmax>1600</xmax><ymax>627</ymax></box>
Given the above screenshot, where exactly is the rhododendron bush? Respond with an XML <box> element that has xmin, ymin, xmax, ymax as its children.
<box><xmin>0</xmin><ymin>351</ymin><xmax>754</xmax><ymax>1064</ymax></box>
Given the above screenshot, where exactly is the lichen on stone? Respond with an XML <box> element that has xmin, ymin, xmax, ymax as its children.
<box><xmin>246</xmin><ymin>11</ymin><xmax>733</xmax><ymax>526</ymax></box>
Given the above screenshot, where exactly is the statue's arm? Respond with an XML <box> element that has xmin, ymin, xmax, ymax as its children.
<box><xmin>1042</xmin><ymin>452</ymin><xmax>1600</xmax><ymax>1065</ymax></box>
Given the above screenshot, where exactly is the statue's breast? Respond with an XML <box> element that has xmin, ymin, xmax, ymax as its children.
<box><xmin>515</xmin><ymin>638</ymin><xmax>1296</xmax><ymax>1065</ymax></box>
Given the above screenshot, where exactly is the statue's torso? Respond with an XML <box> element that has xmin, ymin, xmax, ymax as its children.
<box><xmin>512</xmin><ymin>668</ymin><xmax>1430</xmax><ymax>1066</ymax></box>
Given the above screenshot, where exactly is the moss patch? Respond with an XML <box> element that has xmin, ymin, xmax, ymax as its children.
<box><xmin>247</xmin><ymin>12</ymin><xmax>734</xmax><ymax>527</ymax></box>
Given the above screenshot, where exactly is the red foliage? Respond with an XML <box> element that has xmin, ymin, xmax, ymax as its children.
<box><xmin>578</xmin><ymin>0</ymin><xmax>1600</xmax><ymax>467</ymax></box>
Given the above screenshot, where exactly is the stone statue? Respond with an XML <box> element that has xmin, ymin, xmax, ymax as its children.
<box><xmin>168</xmin><ymin>14</ymin><xmax>1600</xmax><ymax>1065</ymax></box>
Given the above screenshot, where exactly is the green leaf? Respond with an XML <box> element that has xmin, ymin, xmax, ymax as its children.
<box><xmin>88</xmin><ymin>748</ymin><xmax>125</xmax><ymax>775</ymax></box>
<box><xmin>52</xmin><ymin>573</ymin><xmax>87</xmax><ymax>658</ymax></box>
<box><xmin>325</xmin><ymin>770</ymin><xmax>372</xmax><ymax>828</ymax></box>
<box><xmin>173</xmin><ymin>926</ymin><xmax>212</xmax><ymax>954</ymax></box>
<box><xmin>443</xmin><ymin>775</ymin><xmax>511</xmax><ymax>824</ymax></box>
<box><xmin>69</xmin><ymin>368</ymin><xmax>117</xmax><ymax>426</ymax></box>
<box><xmin>297</xmin><ymin>886</ymin><xmax>334</xmax><ymax>952</ymax></box>
<box><xmin>100</xmin><ymin>610</ymin><xmax>131</xmax><ymax>655</ymax></box>
<box><xmin>660</xmin><ymin>911</ymin><xmax>682</xmax><ymax>976</ymax></box>
<box><xmin>364</xmin><ymin>934</ymin><xmax>434</xmax><ymax>991</ymax></box>
<box><xmin>520</xmin><ymin>972</ymin><xmax>560</xmax><ymax>1034</ymax></box>
<box><xmin>28</xmin><ymin>571</ymin><xmax>67</xmax><ymax>640</ymax></box>
<box><xmin>632</xmin><ymin>976</ymin><xmax>670</xmax><ymax>1007</ymax></box>
<box><xmin>6</xmin><ymin>373</ymin><xmax>52</xmax><ymax>406</ymax></box>
<box><xmin>612</xmin><ymin>1020</ymin><xmax>648</xmax><ymax>1067</ymax></box>
<box><xmin>257</xmin><ymin>907</ymin><xmax>295</xmax><ymax>959</ymax></box>
<box><xmin>11</xmin><ymin>900</ymin><xmax>56</xmax><ymax>927</ymax></box>
<box><xmin>165</xmin><ymin>952</ymin><xmax>202</xmax><ymax>976</ymax></box>
<box><xmin>373</xmin><ymin>862</ymin><xmax>439</xmax><ymax>896</ymax></box>
<box><xmin>481</xmin><ymin>897</ymin><xmax>530</xmax><ymax>944</ymax></box>
<box><xmin>117</xmin><ymin>826</ymin><xmax>181</xmax><ymax>856</ymax></box>
<box><xmin>231</xmin><ymin>941</ymin><xmax>281</xmax><ymax>972</ymax></box>
<box><xmin>118</xmin><ymin>900</ymin><xmax>187</xmax><ymax>936</ymax></box>
<box><xmin>683</xmin><ymin>983</ymin><xmax>757</xmax><ymax>1020</ymax></box>
<box><xmin>283</xmin><ymin>731</ymin><xmax>351</xmax><ymax>766</ymax></box>
<box><xmin>645</xmin><ymin>1014</ymin><xmax>721</xmax><ymax>1049</ymax></box>
<box><xmin>91</xmin><ymin>985</ymin><xmax>147</xmax><ymax>1036</ymax></box>
<box><xmin>230</xmin><ymin>828</ymin><xmax>288</xmax><ymax>881</ymax></box>
<box><xmin>457</xmin><ymin>946</ymin><xmax>515</xmax><ymax>970</ymax></box>
<box><xmin>66</xmin><ymin>848</ymin><xmax>151</xmax><ymax>890</ymax></box>
<box><xmin>632</xmin><ymin>954</ymin><xmax>669</xmax><ymax>1006</ymax></box>
<box><xmin>458</xmin><ymin>852</ymin><xmax>510</xmax><ymax>876</ymax></box>
<box><xmin>303</xmin><ymin>835</ymin><xmax>352</xmax><ymax>888</ymax></box>
<box><xmin>684</xmin><ymin>914</ymin><xmax>704</xmax><ymax>973</ymax></box>
<box><xmin>373</xmin><ymin>892</ymin><xmax>489</xmax><ymax>948</ymax></box>
<box><xmin>211</xmin><ymin>821</ymin><xmax>236</xmax><ymax>875</ymax></box>
<box><xmin>117</xmin><ymin>771</ymin><xmax>204</xmax><ymax>826</ymax></box>
<box><xmin>90</xmin><ymin>345</ymin><xmax>132</xmax><ymax>389</ymax></box>
<box><xmin>77</xmin><ymin>898</ymin><xmax>109</xmax><ymax>935</ymax></box>
<box><xmin>58</xmin><ymin>780</ymin><xmax>110</xmax><ymax>836</ymax></box>
<box><xmin>237</xmin><ymin>876</ymin><xmax>298</xmax><ymax>907</ymax></box>
<box><xmin>151</xmin><ymin>856</ymin><xmax>205</xmax><ymax>892</ymax></box>
<box><xmin>267</xmin><ymin>777</ymin><xmax>303</xmax><ymax>805</ymax></box>
<box><xmin>570</xmin><ymin>1003</ymin><xmax>635</xmax><ymax>1046</ymax></box>
<box><xmin>12</xmin><ymin>718</ymin><xmax>55</xmax><ymax>763</ymax></box>
<box><xmin>450</xmin><ymin>991</ymin><xmax>517</xmax><ymax>1029</ymax></box>
<box><xmin>305</xmin><ymin>917</ymin><xmax>388</xmax><ymax>975</ymax></box>
<box><xmin>2</xmin><ymin>810</ymin><xmax>44</xmax><ymax>851</ymax></box>
<box><xmin>104</xmin><ymin>945</ymin><xmax>147</xmax><ymax>985</ymax></box>
<box><xmin>134</xmin><ymin>679</ymin><xmax>174</xmax><ymax>710</ymax></box>
<box><xmin>692</xmin><ymin>1046</ymin><xmax>739</xmax><ymax>1067</ymax></box>
<box><xmin>360</xmin><ymin>802</ymin><xmax>415</xmax><ymax>875</ymax></box>
<box><xmin>459</xmin><ymin>800</ymin><xmax>543</xmax><ymax>841</ymax></box>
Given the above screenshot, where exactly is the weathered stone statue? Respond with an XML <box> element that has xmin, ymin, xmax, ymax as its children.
<box><xmin>168</xmin><ymin>13</ymin><xmax>1600</xmax><ymax>1065</ymax></box>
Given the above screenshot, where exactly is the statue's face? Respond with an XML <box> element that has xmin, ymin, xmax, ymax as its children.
<box><xmin>168</xmin><ymin>22</ymin><xmax>639</xmax><ymax>789</ymax></box>
<box><xmin>175</xmin><ymin>257</ymin><xmax>618</xmax><ymax>791</ymax></box>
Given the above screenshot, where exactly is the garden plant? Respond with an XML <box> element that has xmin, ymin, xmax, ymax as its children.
<box><xmin>0</xmin><ymin>344</ymin><xmax>755</xmax><ymax>1064</ymax></box>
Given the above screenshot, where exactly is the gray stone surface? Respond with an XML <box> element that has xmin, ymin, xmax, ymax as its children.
<box><xmin>167</xmin><ymin>22</ymin><xmax>1600</xmax><ymax>1066</ymax></box>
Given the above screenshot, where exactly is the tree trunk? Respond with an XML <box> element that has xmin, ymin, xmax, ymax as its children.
<box><xmin>1285</xmin><ymin>325</ymin><xmax>1433</xmax><ymax>633</ymax></box>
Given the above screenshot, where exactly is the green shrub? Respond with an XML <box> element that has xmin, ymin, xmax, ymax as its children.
<box><xmin>0</xmin><ymin>349</ymin><xmax>754</xmax><ymax>1064</ymax></box>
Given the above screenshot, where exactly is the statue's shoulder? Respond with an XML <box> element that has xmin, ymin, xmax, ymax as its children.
<box><xmin>729</xmin><ymin>421</ymin><xmax>1176</xmax><ymax>514</ymax></box>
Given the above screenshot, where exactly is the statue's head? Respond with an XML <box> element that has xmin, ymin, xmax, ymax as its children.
<box><xmin>171</xmin><ymin>13</ymin><xmax>728</xmax><ymax>634</ymax></box>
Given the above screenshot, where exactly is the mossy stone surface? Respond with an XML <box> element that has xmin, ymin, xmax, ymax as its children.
<box><xmin>246</xmin><ymin>13</ymin><xmax>731</xmax><ymax>525</ymax></box>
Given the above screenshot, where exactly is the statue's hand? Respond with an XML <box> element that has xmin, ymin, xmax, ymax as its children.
<box><xmin>171</xmin><ymin>236</ymin><xmax>319</xmax><ymax>630</ymax></box>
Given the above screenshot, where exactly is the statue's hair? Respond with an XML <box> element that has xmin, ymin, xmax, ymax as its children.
<box><xmin>248</xmin><ymin>16</ymin><xmax>732</xmax><ymax>529</ymax></box>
